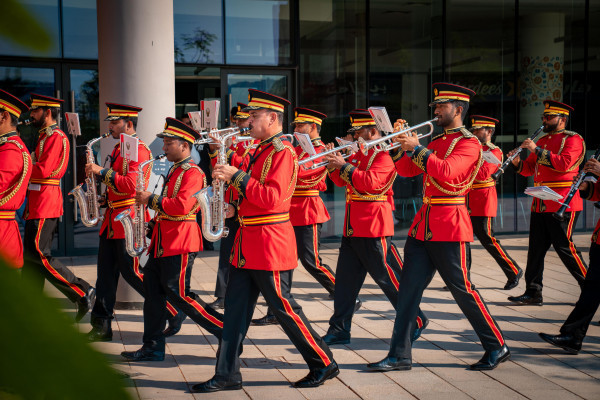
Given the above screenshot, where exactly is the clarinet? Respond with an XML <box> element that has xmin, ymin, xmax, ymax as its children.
<box><xmin>491</xmin><ymin>125</ymin><xmax>544</xmax><ymax>181</ymax></box>
<box><xmin>554</xmin><ymin>148</ymin><xmax>600</xmax><ymax>221</ymax></box>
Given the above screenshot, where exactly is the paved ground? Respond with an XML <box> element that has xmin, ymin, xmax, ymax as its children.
<box><xmin>54</xmin><ymin>232</ymin><xmax>600</xmax><ymax>399</ymax></box>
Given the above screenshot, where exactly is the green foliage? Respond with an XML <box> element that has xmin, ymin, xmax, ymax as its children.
<box><xmin>0</xmin><ymin>260</ymin><xmax>131</xmax><ymax>400</ymax></box>
<box><xmin>0</xmin><ymin>0</ymin><xmax>52</xmax><ymax>52</ymax></box>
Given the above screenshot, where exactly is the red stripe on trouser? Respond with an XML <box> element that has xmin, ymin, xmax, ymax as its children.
<box><xmin>390</xmin><ymin>244</ymin><xmax>404</xmax><ymax>270</ymax></box>
<box><xmin>381</xmin><ymin>238</ymin><xmax>399</xmax><ymax>290</ymax></box>
<box><xmin>312</xmin><ymin>224</ymin><xmax>335</xmax><ymax>284</ymax></box>
<box><xmin>132</xmin><ymin>256</ymin><xmax>176</xmax><ymax>316</ymax></box>
<box><xmin>459</xmin><ymin>242</ymin><xmax>504</xmax><ymax>346</ymax></box>
<box><xmin>178</xmin><ymin>254</ymin><xmax>223</xmax><ymax>328</ymax></box>
<box><xmin>567</xmin><ymin>212</ymin><xmax>587</xmax><ymax>277</ymax></box>
<box><xmin>35</xmin><ymin>218</ymin><xmax>86</xmax><ymax>298</ymax></box>
<box><xmin>273</xmin><ymin>271</ymin><xmax>331</xmax><ymax>366</ymax></box>
<box><xmin>487</xmin><ymin>218</ymin><xmax>519</xmax><ymax>275</ymax></box>
<box><xmin>416</xmin><ymin>316</ymin><xmax>423</xmax><ymax>329</ymax></box>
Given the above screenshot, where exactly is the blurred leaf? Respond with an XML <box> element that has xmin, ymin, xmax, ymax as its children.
<box><xmin>0</xmin><ymin>0</ymin><xmax>52</xmax><ymax>51</ymax></box>
<box><xmin>0</xmin><ymin>259</ymin><xmax>132</xmax><ymax>400</ymax></box>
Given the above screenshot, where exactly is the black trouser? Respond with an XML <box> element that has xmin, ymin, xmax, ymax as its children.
<box><xmin>91</xmin><ymin>233</ymin><xmax>177</xmax><ymax>325</ymax></box>
<box><xmin>294</xmin><ymin>224</ymin><xmax>336</xmax><ymax>295</ymax></box>
<box><xmin>524</xmin><ymin>211</ymin><xmax>588</xmax><ymax>295</ymax></box>
<box><xmin>328</xmin><ymin>236</ymin><xmax>427</xmax><ymax>337</ymax></box>
<box><xmin>471</xmin><ymin>216</ymin><xmax>521</xmax><ymax>279</ymax></box>
<box><xmin>388</xmin><ymin>237</ymin><xmax>505</xmax><ymax>360</ymax></box>
<box><xmin>215</xmin><ymin>267</ymin><xmax>334</xmax><ymax>381</ymax></box>
<box><xmin>214</xmin><ymin>218</ymin><xmax>239</xmax><ymax>298</ymax></box>
<box><xmin>560</xmin><ymin>242</ymin><xmax>600</xmax><ymax>340</ymax></box>
<box><xmin>142</xmin><ymin>253</ymin><xmax>223</xmax><ymax>351</ymax></box>
<box><xmin>22</xmin><ymin>218</ymin><xmax>90</xmax><ymax>303</ymax></box>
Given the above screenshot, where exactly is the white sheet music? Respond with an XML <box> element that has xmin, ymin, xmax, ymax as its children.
<box><xmin>294</xmin><ymin>132</ymin><xmax>316</xmax><ymax>155</ymax></box>
<box><xmin>524</xmin><ymin>186</ymin><xmax>563</xmax><ymax>202</ymax></box>
<box><xmin>368</xmin><ymin>106</ymin><xmax>394</xmax><ymax>133</ymax></box>
<box><xmin>482</xmin><ymin>150</ymin><xmax>501</xmax><ymax>165</ymax></box>
<box><xmin>64</xmin><ymin>112</ymin><xmax>81</xmax><ymax>137</ymax></box>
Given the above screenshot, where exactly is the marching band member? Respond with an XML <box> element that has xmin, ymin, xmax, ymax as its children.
<box><xmin>507</xmin><ymin>101</ymin><xmax>587</xmax><ymax>306</ymax></box>
<box><xmin>468</xmin><ymin>115</ymin><xmax>522</xmax><ymax>290</ymax></box>
<box><xmin>369</xmin><ymin>83</ymin><xmax>508</xmax><ymax>372</ymax></box>
<box><xmin>539</xmin><ymin>157</ymin><xmax>600</xmax><ymax>354</ymax></box>
<box><xmin>251</xmin><ymin>107</ymin><xmax>336</xmax><ymax>326</ymax></box>
<box><xmin>22</xmin><ymin>93</ymin><xmax>95</xmax><ymax>322</ymax></box>
<box><xmin>0</xmin><ymin>89</ymin><xmax>32</xmax><ymax>268</ymax></box>
<box><xmin>121</xmin><ymin>118</ymin><xmax>223</xmax><ymax>362</ymax></box>
<box><xmin>322</xmin><ymin>110</ymin><xmax>427</xmax><ymax>346</ymax></box>
<box><xmin>85</xmin><ymin>103</ymin><xmax>184</xmax><ymax>341</ymax></box>
<box><xmin>193</xmin><ymin>90</ymin><xmax>338</xmax><ymax>392</ymax></box>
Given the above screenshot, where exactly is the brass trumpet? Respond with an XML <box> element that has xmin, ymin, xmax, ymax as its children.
<box><xmin>298</xmin><ymin>140</ymin><xmax>357</xmax><ymax>169</ymax></box>
<box><xmin>357</xmin><ymin>118</ymin><xmax>438</xmax><ymax>155</ymax></box>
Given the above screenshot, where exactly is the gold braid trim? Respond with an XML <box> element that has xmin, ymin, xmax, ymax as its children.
<box><xmin>351</xmin><ymin>151</ymin><xmax>397</xmax><ymax>200</ymax></box>
<box><xmin>428</xmin><ymin>138</ymin><xmax>483</xmax><ymax>195</ymax></box>
<box><xmin>157</xmin><ymin>165</ymin><xmax>203</xmax><ymax>221</ymax></box>
<box><xmin>260</xmin><ymin>147</ymin><xmax>298</xmax><ymax>202</ymax></box>
<box><xmin>296</xmin><ymin>169</ymin><xmax>327</xmax><ymax>189</ymax></box>
<box><xmin>557</xmin><ymin>134</ymin><xmax>585</xmax><ymax>173</ymax></box>
<box><xmin>48</xmin><ymin>136</ymin><xmax>67</xmax><ymax>178</ymax></box>
<box><xmin>0</xmin><ymin>140</ymin><xmax>29</xmax><ymax>206</ymax></box>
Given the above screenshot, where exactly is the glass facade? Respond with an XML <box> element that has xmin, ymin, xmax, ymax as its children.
<box><xmin>0</xmin><ymin>0</ymin><xmax>597</xmax><ymax>254</ymax></box>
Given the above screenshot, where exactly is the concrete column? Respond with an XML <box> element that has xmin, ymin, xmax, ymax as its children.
<box><xmin>96</xmin><ymin>0</ymin><xmax>175</xmax><ymax>308</ymax></box>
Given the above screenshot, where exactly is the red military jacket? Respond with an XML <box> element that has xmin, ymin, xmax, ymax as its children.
<box><xmin>210</xmin><ymin>139</ymin><xmax>257</xmax><ymax>204</ymax></box>
<box><xmin>0</xmin><ymin>132</ymin><xmax>33</xmax><ymax>268</ymax></box>
<box><xmin>228</xmin><ymin>133</ymin><xmax>298</xmax><ymax>270</ymax></box>
<box><xmin>329</xmin><ymin>148</ymin><xmax>395</xmax><ymax>238</ymax></box>
<box><xmin>99</xmin><ymin>135</ymin><xmax>152</xmax><ymax>239</ymax></box>
<box><xmin>147</xmin><ymin>156</ymin><xmax>205</xmax><ymax>257</ymax></box>
<box><xmin>517</xmin><ymin>129</ymin><xmax>585</xmax><ymax>213</ymax></box>
<box><xmin>468</xmin><ymin>142</ymin><xmax>502</xmax><ymax>217</ymax></box>
<box><xmin>582</xmin><ymin>181</ymin><xmax>600</xmax><ymax>244</ymax></box>
<box><xmin>290</xmin><ymin>137</ymin><xmax>330</xmax><ymax>226</ymax></box>
<box><xmin>25</xmin><ymin>124</ymin><xmax>70</xmax><ymax>219</ymax></box>
<box><xmin>394</xmin><ymin>127</ymin><xmax>482</xmax><ymax>242</ymax></box>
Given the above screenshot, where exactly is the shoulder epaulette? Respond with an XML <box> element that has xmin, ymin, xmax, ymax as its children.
<box><xmin>181</xmin><ymin>163</ymin><xmax>191</xmax><ymax>170</ymax></box>
<box><xmin>459</xmin><ymin>127</ymin><xmax>476</xmax><ymax>139</ymax></box>
<box><xmin>563</xmin><ymin>130</ymin><xmax>578</xmax><ymax>137</ymax></box>
<box><xmin>486</xmin><ymin>142</ymin><xmax>499</xmax><ymax>150</ymax></box>
<box><xmin>273</xmin><ymin>137</ymin><xmax>285</xmax><ymax>152</ymax></box>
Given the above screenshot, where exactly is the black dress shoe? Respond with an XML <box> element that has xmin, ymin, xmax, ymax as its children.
<box><xmin>470</xmin><ymin>345</ymin><xmax>510</xmax><ymax>370</ymax></box>
<box><xmin>87</xmin><ymin>327</ymin><xmax>112</xmax><ymax>342</ymax></box>
<box><xmin>412</xmin><ymin>318</ymin><xmax>429</xmax><ymax>343</ymax></box>
<box><xmin>121</xmin><ymin>346</ymin><xmax>165</xmax><ymax>361</ymax></box>
<box><xmin>190</xmin><ymin>377</ymin><xmax>242</xmax><ymax>393</ymax></box>
<box><xmin>209</xmin><ymin>297</ymin><xmax>224</xmax><ymax>310</ymax></box>
<box><xmin>354</xmin><ymin>298</ymin><xmax>362</xmax><ymax>313</ymax></box>
<box><xmin>293</xmin><ymin>361</ymin><xmax>340</xmax><ymax>388</ymax></box>
<box><xmin>251</xmin><ymin>314</ymin><xmax>279</xmax><ymax>326</ymax></box>
<box><xmin>75</xmin><ymin>287</ymin><xmax>96</xmax><ymax>322</ymax></box>
<box><xmin>504</xmin><ymin>269</ymin><xmax>523</xmax><ymax>290</ymax></box>
<box><xmin>163</xmin><ymin>312</ymin><xmax>187</xmax><ymax>338</ymax></box>
<box><xmin>366</xmin><ymin>357</ymin><xmax>412</xmax><ymax>372</ymax></box>
<box><xmin>323</xmin><ymin>332</ymin><xmax>350</xmax><ymax>345</ymax></box>
<box><xmin>539</xmin><ymin>333</ymin><xmax>582</xmax><ymax>354</ymax></box>
<box><xmin>507</xmin><ymin>292</ymin><xmax>543</xmax><ymax>305</ymax></box>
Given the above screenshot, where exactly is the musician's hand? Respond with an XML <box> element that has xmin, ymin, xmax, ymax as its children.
<box><xmin>583</xmin><ymin>158</ymin><xmax>600</xmax><ymax>176</ymax></box>
<box><xmin>135</xmin><ymin>190</ymin><xmax>151</xmax><ymax>205</ymax></box>
<box><xmin>98</xmin><ymin>194</ymin><xmax>107</xmax><ymax>207</ymax></box>
<box><xmin>225</xmin><ymin>203</ymin><xmax>235</xmax><ymax>218</ymax></box>
<box><xmin>579</xmin><ymin>181</ymin><xmax>590</xmax><ymax>192</ymax></box>
<box><xmin>521</xmin><ymin>138</ymin><xmax>537</xmax><ymax>152</ymax></box>
<box><xmin>325</xmin><ymin>142</ymin><xmax>336</xmax><ymax>151</ymax></box>
<box><xmin>207</xmin><ymin>132</ymin><xmax>220</xmax><ymax>152</ymax></box>
<box><xmin>85</xmin><ymin>163</ymin><xmax>103</xmax><ymax>176</ymax></box>
<box><xmin>324</xmin><ymin>152</ymin><xmax>346</xmax><ymax>169</ymax></box>
<box><xmin>213</xmin><ymin>164</ymin><xmax>238</xmax><ymax>182</ymax></box>
<box><xmin>507</xmin><ymin>148</ymin><xmax>521</xmax><ymax>166</ymax></box>
<box><xmin>397</xmin><ymin>131</ymin><xmax>420</xmax><ymax>152</ymax></box>
<box><xmin>393</xmin><ymin>118</ymin><xmax>408</xmax><ymax>132</ymax></box>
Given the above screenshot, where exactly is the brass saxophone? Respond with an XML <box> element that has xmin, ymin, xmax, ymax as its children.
<box><xmin>69</xmin><ymin>133</ymin><xmax>110</xmax><ymax>227</ymax></box>
<box><xmin>114</xmin><ymin>153</ymin><xmax>165</xmax><ymax>257</ymax></box>
<box><xmin>195</xmin><ymin>127</ymin><xmax>249</xmax><ymax>242</ymax></box>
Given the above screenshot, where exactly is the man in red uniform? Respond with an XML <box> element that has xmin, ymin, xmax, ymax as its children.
<box><xmin>539</xmin><ymin>157</ymin><xmax>600</xmax><ymax>354</ymax></box>
<box><xmin>192</xmin><ymin>90</ymin><xmax>337</xmax><ymax>392</ymax></box>
<box><xmin>208</xmin><ymin>103</ymin><xmax>254</xmax><ymax>310</ymax></box>
<box><xmin>368</xmin><ymin>83</ymin><xmax>508</xmax><ymax>372</ymax></box>
<box><xmin>251</xmin><ymin>107</ymin><xmax>336</xmax><ymax>326</ymax></box>
<box><xmin>0</xmin><ymin>89</ymin><xmax>32</xmax><ymax>268</ymax></box>
<box><xmin>468</xmin><ymin>115</ymin><xmax>522</xmax><ymax>289</ymax></box>
<box><xmin>507</xmin><ymin>101</ymin><xmax>587</xmax><ymax>306</ymax></box>
<box><xmin>84</xmin><ymin>103</ymin><xmax>183</xmax><ymax>341</ymax></box>
<box><xmin>121</xmin><ymin>118</ymin><xmax>223</xmax><ymax>361</ymax></box>
<box><xmin>22</xmin><ymin>93</ymin><xmax>95</xmax><ymax>322</ymax></box>
<box><xmin>322</xmin><ymin>110</ymin><xmax>427</xmax><ymax>346</ymax></box>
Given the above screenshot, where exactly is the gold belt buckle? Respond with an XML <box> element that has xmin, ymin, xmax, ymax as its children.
<box><xmin>422</xmin><ymin>196</ymin><xmax>430</xmax><ymax>205</ymax></box>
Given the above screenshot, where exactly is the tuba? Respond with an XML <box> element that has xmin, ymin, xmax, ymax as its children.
<box><xmin>195</xmin><ymin>127</ymin><xmax>249</xmax><ymax>242</ymax></box>
<box><xmin>69</xmin><ymin>133</ymin><xmax>110</xmax><ymax>227</ymax></box>
<box><xmin>114</xmin><ymin>153</ymin><xmax>165</xmax><ymax>257</ymax></box>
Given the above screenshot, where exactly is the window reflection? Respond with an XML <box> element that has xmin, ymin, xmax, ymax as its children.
<box><xmin>174</xmin><ymin>0</ymin><xmax>223</xmax><ymax>64</ymax></box>
<box><xmin>62</xmin><ymin>0</ymin><xmax>98</xmax><ymax>59</ymax></box>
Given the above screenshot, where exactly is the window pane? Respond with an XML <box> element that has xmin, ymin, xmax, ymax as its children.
<box><xmin>174</xmin><ymin>0</ymin><xmax>223</xmax><ymax>64</ymax></box>
<box><xmin>0</xmin><ymin>0</ymin><xmax>60</xmax><ymax>57</ymax></box>
<box><xmin>225</xmin><ymin>0</ymin><xmax>291</xmax><ymax>65</ymax></box>
<box><xmin>62</xmin><ymin>0</ymin><xmax>98</xmax><ymax>59</ymax></box>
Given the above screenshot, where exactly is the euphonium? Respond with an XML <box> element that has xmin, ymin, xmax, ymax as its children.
<box><xmin>114</xmin><ymin>154</ymin><xmax>165</xmax><ymax>257</ymax></box>
<box><xmin>69</xmin><ymin>133</ymin><xmax>110</xmax><ymax>227</ymax></box>
<box><xmin>195</xmin><ymin>127</ymin><xmax>249</xmax><ymax>242</ymax></box>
